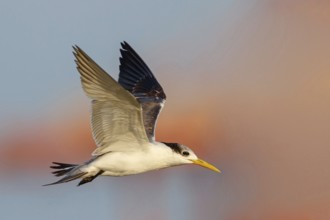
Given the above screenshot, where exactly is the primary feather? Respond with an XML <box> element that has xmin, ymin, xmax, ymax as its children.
<box><xmin>73</xmin><ymin>46</ymin><xmax>149</xmax><ymax>156</ymax></box>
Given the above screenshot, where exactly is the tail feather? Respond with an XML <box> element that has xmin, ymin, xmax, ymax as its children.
<box><xmin>43</xmin><ymin>162</ymin><xmax>84</xmax><ymax>186</ymax></box>
<box><xmin>43</xmin><ymin>171</ymin><xmax>87</xmax><ymax>186</ymax></box>
<box><xmin>44</xmin><ymin>161</ymin><xmax>103</xmax><ymax>186</ymax></box>
<box><xmin>50</xmin><ymin>162</ymin><xmax>77</xmax><ymax>177</ymax></box>
<box><xmin>52</xmin><ymin>169</ymin><xmax>74</xmax><ymax>177</ymax></box>
<box><xmin>50</xmin><ymin>162</ymin><xmax>78</xmax><ymax>169</ymax></box>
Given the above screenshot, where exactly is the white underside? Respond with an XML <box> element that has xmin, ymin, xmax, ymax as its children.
<box><xmin>81</xmin><ymin>142</ymin><xmax>191</xmax><ymax>176</ymax></box>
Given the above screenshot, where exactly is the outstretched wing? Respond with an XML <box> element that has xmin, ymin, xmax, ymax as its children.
<box><xmin>118</xmin><ymin>42</ymin><xmax>166</xmax><ymax>142</ymax></box>
<box><xmin>73</xmin><ymin>46</ymin><xmax>149</xmax><ymax>156</ymax></box>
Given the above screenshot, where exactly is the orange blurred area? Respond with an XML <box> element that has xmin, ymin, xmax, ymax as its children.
<box><xmin>0</xmin><ymin>103</ymin><xmax>221</xmax><ymax>171</ymax></box>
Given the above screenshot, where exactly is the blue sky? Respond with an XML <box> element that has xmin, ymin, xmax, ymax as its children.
<box><xmin>0</xmin><ymin>0</ymin><xmax>247</xmax><ymax>124</ymax></box>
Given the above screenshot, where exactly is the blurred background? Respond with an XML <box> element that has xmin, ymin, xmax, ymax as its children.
<box><xmin>1</xmin><ymin>0</ymin><xmax>330</xmax><ymax>219</ymax></box>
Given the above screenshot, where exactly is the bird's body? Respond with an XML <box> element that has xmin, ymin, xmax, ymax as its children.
<box><xmin>82</xmin><ymin>142</ymin><xmax>191</xmax><ymax>177</ymax></box>
<box><xmin>45</xmin><ymin>42</ymin><xmax>220</xmax><ymax>186</ymax></box>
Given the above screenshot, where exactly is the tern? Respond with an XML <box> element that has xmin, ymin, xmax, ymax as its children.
<box><xmin>45</xmin><ymin>42</ymin><xmax>220</xmax><ymax>186</ymax></box>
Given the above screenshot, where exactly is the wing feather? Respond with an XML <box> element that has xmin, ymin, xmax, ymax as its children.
<box><xmin>73</xmin><ymin>46</ymin><xmax>149</xmax><ymax>156</ymax></box>
<box><xmin>118</xmin><ymin>42</ymin><xmax>166</xmax><ymax>142</ymax></box>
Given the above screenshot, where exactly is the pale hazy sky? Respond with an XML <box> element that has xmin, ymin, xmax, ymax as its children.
<box><xmin>0</xmin><ymin>0</ymin><xmax>246</xmax><ymax>122</ymax></box>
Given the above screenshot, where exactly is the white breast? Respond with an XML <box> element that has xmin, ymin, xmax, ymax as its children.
<box><xmin>89</xmin><ymin>142</ymin><xmax>181</xmax><ymax>176</ymax></box>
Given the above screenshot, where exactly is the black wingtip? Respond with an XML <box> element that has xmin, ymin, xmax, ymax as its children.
<box><xmin>121</xmin><ymin>41</ymin><xmax>133</xmax><ymax>51</ymax></box>
<box><xmin>72</xmin><ymin>45</ymin><xmax>79</xmax><ymax>58</ymax></box>
<box><xmin>72</xmin><ymin>45</ymin><xmax>79</xmax><ymax>52</ymax></box>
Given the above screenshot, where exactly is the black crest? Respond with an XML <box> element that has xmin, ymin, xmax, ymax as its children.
<box><xmin>162</xmin><ymin>142</ymin><xmax>182</xmax><ymax>154</ymax></box>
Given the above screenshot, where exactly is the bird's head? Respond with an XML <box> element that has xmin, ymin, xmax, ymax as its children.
<box><xmin>162</xmin><ymin>142</ymin><xmax>221</xmax><ymax>173</ymax></box>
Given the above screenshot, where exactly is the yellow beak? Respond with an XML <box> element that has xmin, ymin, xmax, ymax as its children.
<box><xmin>190</xmin><ymin>159</ymin><xmax>221</xmax><ymax>173</ymax></box>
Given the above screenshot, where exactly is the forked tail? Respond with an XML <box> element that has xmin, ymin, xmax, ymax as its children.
<box><xmin>43</xmin><ymin>162</ymin><xmax>85</xmax><ymax>186</ymax></box>
<box><xmin>50</xmin><ymin>162</ymin><xmax>78</xmax><ymax>177</ymax></box>
<box><xmin>44</xmin><ymin>162</ymin><xmax>104</xmax><ymax>186</ymax></box>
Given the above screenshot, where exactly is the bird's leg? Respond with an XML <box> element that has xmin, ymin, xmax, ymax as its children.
<box><xmin>77</xmin><ymin>170</ymin><xmax>104</xmax><ymax>186</ymax></box>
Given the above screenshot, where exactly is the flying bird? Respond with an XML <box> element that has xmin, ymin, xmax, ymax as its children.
<box><xmin>45</xmin><ymin>42</ymin><xmax>220</xmax><ymax>186</ymax></box>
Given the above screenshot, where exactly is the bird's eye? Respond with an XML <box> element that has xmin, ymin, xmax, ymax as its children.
<box><xmin>182</xmin><ymin>151</ymin><xmax>190</xmax><ymax>157</ymax></box>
